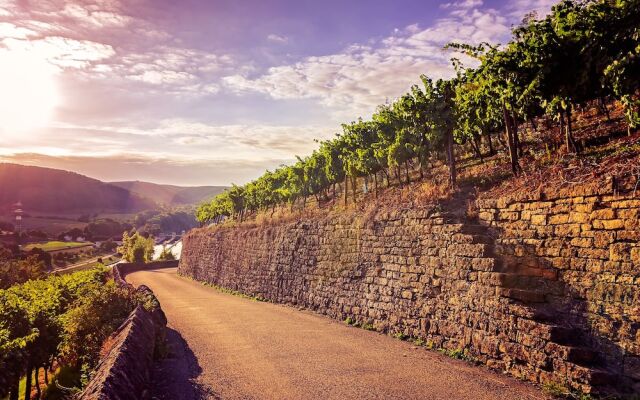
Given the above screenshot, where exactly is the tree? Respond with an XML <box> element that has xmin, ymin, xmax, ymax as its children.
<box><xmin>117</xmin><ymin>232</ymin><xmax>154</xmax><ymax>263</ymax></box>
<box><xmin>606</xmin><ymin>44</ymin><xmax>640</xmax><ymax>134</ymax></box>
<box><xmin>0</xmin><ymin>252</ymin><xmax>45</xmax><ymax>290</ymax></box>
<box><xmin>158</xmin><ymin>246</ymin><xmax>176</xmax><ymax>261</ymax></box>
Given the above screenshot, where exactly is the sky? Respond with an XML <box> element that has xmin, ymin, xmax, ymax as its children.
<box><xmin>0</xmin><ymin>0</ymin><xmax>557</xmax><ymax>186</ymax></box>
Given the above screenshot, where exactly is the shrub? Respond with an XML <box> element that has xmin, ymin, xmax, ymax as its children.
<box><xmin>118</xmin><ymin>232</ymin><xmax>154</xmax><ymax>263</ymax></box>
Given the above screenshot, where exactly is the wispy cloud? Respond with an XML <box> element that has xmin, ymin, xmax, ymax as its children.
<box><xmin>2</xmin><ymin>118</ymin><xmax>333</xmax><ymax>163</ymax></box>
<box><xmin>223</xmin><ymin>3</ymin><xmax>510</xmax><ymax>120</ymax></box>
<box><xmin>107</xmin><ymin>46</ymin><xmax>233</xmax><ymax>95</ymax></box>
<box><xmin>0</xmin><ymin>0</ymin><xmax>235</xmax><ymax>109</ymax></box>
<box><xmin>2</xmin><ymin>36</ymin><xmax>116</xmax><ymax>69</ymax></box>
<box><xmin>440</xmin><ymin>0</ymin><xmax>484</xmax><ymax>10</ymax></box>
<box><xmin>504</xmin><ymin>0</ymin><xmax>558</xmax><ymax>19</ymax></box>
<box><xmin>267</xmin><ymin>33</ymin><xmax>289</xmax><ymax>44</ymax></box>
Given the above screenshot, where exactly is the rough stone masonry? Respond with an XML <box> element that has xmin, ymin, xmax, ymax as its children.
<box><xmin>179</xmin><ymin>188</ymin><xmax>640</xmax><ymax>396</ymax></box>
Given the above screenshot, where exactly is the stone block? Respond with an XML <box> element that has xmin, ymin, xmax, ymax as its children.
<box><xmin>530</xmin><ymin>214</ymin><xmax>547</xmax><ymax>225</ymax></box>
<box><xmin>631</xmin><ymin>247</ymin><xmax>640</xmax><ymax>264</ymax></box>
<box><xmin>593</xmin><ymin>219</ymin><xmax>625</xmax><ymax>230</ymax></box>
<box><xmin>610</xmin><ymin>243</ymin><xmax>632</xmax><ymax>262</ymax></box>
<box><xmin>570</xmin><ymin>237</ymin><xmax>593</xmax><ymax>248</ymax></box>
<box><xmin>569</xmin><ymin>212</ymin><xmax>590</xmax><ymax>224</ymax></box>
<box><xmin>549</xmin><ymin>214</ymin><xmax>570</xmax><ymax>224</ymax></box>
<box><xmin>590</xmin><ymin>209</ymin><xmax>615</xmax><ymax>220</ymax></box>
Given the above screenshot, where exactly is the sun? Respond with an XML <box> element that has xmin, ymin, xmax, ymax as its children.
<box><xmin>0</xmin><ymin>48</ymin><xmax>59</xmax><ymax>136</ymax></box>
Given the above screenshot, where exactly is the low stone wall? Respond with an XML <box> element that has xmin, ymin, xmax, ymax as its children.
<box><xmin>77</xmin><ymin>306</ymin><xmax>160</xmax><ymax>400</ymax></box>
<box><xmin>179</xmin><ymin>189</ymin><xmax>639</xmax><ymax>395</ymax></box>
<box><xmin>77</xmin><ymin>262</ymin><xmax>174</xmax><ymax>399</ymax></box>
<box><xmin>114</xmin><ymin>260</ymin><xmax>180</xmax><ymax>283</ymax></box>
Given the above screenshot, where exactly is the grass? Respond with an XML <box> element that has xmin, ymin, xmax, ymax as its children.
<box><xmin>541</xmin><ymin>381</ymin><xmax>599</xmax><ymax>400</ymax></box>
<box><xmin>23</xmin><ymin>241</ymin><xmax>89</xmax><ymax>252</ymax></box>
<box><xmin>362</xmin><ymin>323</ymin><xmax>376</xmax><ymax>331</ymax></box>
<box><xmin>344</xmin><ymin>317</ymin><xmax>376</xmax><ymax>331</ymax></box>
<box><xmin>179</xmin><ymin>274</ymin><xmax>267</xmax><ymax>302</ymax></box>
<box><xmin>393</xmin><ymin>332</ymin><xmax>409</xmax><ymax>341</ymax></box>
<box><xmin>345</xmin><ymin>321</ymin><xmax>478</xmax><ymax>365</ymax></box>
<box><xmin>438</xmin><ymin>347</ymin><xmax>474</xmax><ymax>361</ymax></box>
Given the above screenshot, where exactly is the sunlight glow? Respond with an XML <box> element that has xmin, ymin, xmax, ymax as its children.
<box><xmin>0</xmin><ymin>47</ymin><xmax>59</xmax><ymax>135</ymax></box>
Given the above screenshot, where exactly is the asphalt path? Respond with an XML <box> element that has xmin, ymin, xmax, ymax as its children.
<box><xmin>127</xmin><ymin>268</ymin><xmax>547</xmax><ymax>400</ymax></box>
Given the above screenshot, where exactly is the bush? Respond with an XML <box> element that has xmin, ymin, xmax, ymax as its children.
<box><xmin>0</xmin><ymin>251</ymin><xmax>46</xmax><ymax>290</ymax></box>
<box><xmin>58</xmin><ymin>281</ymin><xmax>134</xmax><ymax>369</ymax></box>
<box><xmin>0</xmin><ymin>267</ymin><xmax>136</xmax><ymax>399</ymax></box>
<box><xmin>118</xmin><ymin>232</ymin><xmax>154</xmax><ymax>263</ymax></box>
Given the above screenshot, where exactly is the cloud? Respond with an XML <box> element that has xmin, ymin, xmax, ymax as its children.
<box><xmin>267</xmin><ymin>33</ymin><xmax>289</xmax><ymax>44</ymax></box>
<box><xmin>504</xmin><ymin>0</ymin><xmax>558</xmax><ymax>19</ymax></box>
<box><xmin>0</xmin><ymin>21</ymin><xmax>35</xmax><ymax>38</ymax></box>
<box><xmin>158</xmin><ymin>120</ymin><xmax>332</xmax><ymax>154</ymax></box>
<box><xmin>223</xmin><ymin>4</ymin><xmax>510</xmax><ymax>120</ymax></box>
<box><xmin>58</xmin><ymin>3</ymin><xmax>132</xmax><ymax>29</ymax></box>
<box><xmin>4</xmin><ymin>118</ymin><xmax>334</xmax><ymax>167</ymax></box>
<box><xmin>106</xmin><ymin>46</ymin><xmax>232</xmax><ymax>94</ymax></box>
<box><xmin>441</xmin><ymin>0</ymin><xmax>483</xmax><ymax>10</ymax></box>
<box><xmin>1</xmin><ymin>1</ymin><xmax>234</xmax><ymax>97</ymax></box>
<box><xmin>1</xmin><ymin>35</ymin><xmax>115</xmax><ymax>70</ymax></box>
<box><xmin>4</xmin><ymin>1</ymin><xmax>130</xmax><ymax>23</ymax></box>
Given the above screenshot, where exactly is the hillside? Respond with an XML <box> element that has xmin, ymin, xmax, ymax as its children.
<box><xmin>110</xmin><ymin>181</ymin><xmax>226</xmax><ymax>206</ymax></box>
<box><xmin>0</xmin><ymin>163</ymin><xmax>156</xmax><ymax>214</ymax></box>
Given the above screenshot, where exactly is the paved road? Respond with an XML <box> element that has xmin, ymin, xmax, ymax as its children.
<box><xmin>127</xmin><ymin>268</ymin><xmax>547</xmax><ymax>400</ymax></box>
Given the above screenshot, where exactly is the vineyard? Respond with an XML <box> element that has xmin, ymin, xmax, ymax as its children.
<box><xmin>196</xmin><ymin>0</ymin><xmax>640</xmax><ymax>224</ymax></box>
<box><xmin>0</xmin><ymin>267</ymin><xmax>138</xmax><ymax>400</ymax></box>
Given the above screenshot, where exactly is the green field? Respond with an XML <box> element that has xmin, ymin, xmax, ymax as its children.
<box><xmin>54</xmin><ymin>255</ymin><xmax>119</xmax><ymax>275</ymax></box>
<box><xmin>23</xmin><ymin>241</ymin><xmax>90</xmax><ymax>252</ymax></box>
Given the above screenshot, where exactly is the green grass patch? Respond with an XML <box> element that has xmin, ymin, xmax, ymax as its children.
<box><xmin>54</xmin><ymin>261</ymin><xmax>105</xmax><ymax>275</ymax></box>
<box><xmin>24</xmin><ymin>241</ymin><xmax>89</xmax><ymax>252</ymax></box>
<box><xmin>541</xmin><ymin>380</ymin><xmax>601</xmax><ymax>400</ymax></box>
<box><xmin>393</xmin><ymin>332</ymin><xmax>409</xmax><ymax>341</ymax></box>
<box><xmin>361</xmin><ymin>323</ymin><xmax>376</xmax><ymax>331</ymax></box>
<box><xmin>438</xmin><ymin>347</ymin><xmax>475</xmax><ymax>362</ymax></box>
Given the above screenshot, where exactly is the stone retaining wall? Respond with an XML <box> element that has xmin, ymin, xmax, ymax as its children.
<box><xmin>77</xmin><ymin>262</ymin><xmax>173</xmax><ymax>400</ymax></box>
<box><xmin>179</xmin><ymin>190</ymin><xmax>639</xmax><ymax>395</ymax></box>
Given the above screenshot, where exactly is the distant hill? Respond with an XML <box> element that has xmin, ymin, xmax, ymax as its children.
<box><xmin>110</xmin><ymin>181</ymin><xmax>227</xmax><ymax>206</ymax></box>
<box><xmin>0</xmin><ymin>163</ymin><xmax>157</xmax><ymax>214</ymax></box>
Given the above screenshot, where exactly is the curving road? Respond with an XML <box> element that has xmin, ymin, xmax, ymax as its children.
<box><xmin>127</xmin><ymin>268</ymin><xmax>547</xmax><ymax>400</ymax></box>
